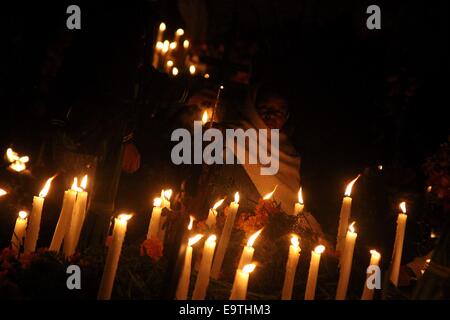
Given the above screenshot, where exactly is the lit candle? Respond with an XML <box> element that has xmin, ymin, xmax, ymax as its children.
<box><xmin>390</xmin><ymin>202</ymin><xmax>408</xmax><ymax>286</ymax></box>
<box><xmin>206</xmin><ymin>198</ymin><xmax>225</xmax><ymax>229</ymax></box>
<box><xmin>158</xmin><ymin>189</ymin><xmax>172</xmax><ymax>241</ymax></box>
<box><xmin>281</xmin><ymin>235</ymin><xmax>301</xmax><ymax>300</ymax></box>
<box><xmin>97</xmin><ymin>213</ymin><xmax>133</xmax><ymax>300</ymax></box>
<box><xmin>294</xmin><ymin>187</ymin><xmax>304</xmax><ymax>215</ymax></box>
<box><xmin>49</xmin><ymin>178</ymin><xmax>78</xmax><ymax>252</ymax></box>
<box><xmin>172</xmin><ymin>67</ymin><xmax>179</xmax><ymax>76</ymax></box>
<box><xmin>152</xmin><ymin>22</ymin><xmax>166</xmax><ymax>68</ymax></box>
<box><xmin>336</xmin><ymin>222</ymin><xmax>358</xmax><ymax>300</ymax></box>
<box><xmin>336</xmin><ymin>175</ymin><xmax>360</xmax><ymax>254</ymax></box>
<box><xmin>24</xmin><ymin>176</ymin><xmax>54</xmax><ymax>253</ymax></box>
<box><xmin>238</xmin><ymin>228</ymin><xmax>263</xmax><ymax>269</ymax></box>
<box><xmin>147</xmin><ymin>197</ymin><xmax>162</xmax><ymax>239</ymax></box>
<box><xmin>176</xmin><ymin>234</ymin><xmax>203</xmax><ymax>300</ymax></box>
<box><xmin>189</xmin><ymin>65</ymin><xmax>196</xmax><ymax>75</ymax></box>
<box><xmin>183</xmin><ymin>40</ymin><xmax>190</xmax><ymax>49</ymax></box>
<box><xmin>361</xmin><ymin>249</ymin><xmax>381</xmax><ymax>300</ymax></box>
<box><xmin>201</xmin><ymin>110</ymin><xmax>209</xmax><ymax>126</ymax></box>
<box><xmin>6</xmin><ymin>148</ymin><xmax>29</xmax><ymax>172</ymax></box>
<box><xmin>0</xmin><ymin>188</ymin><xmax>7</xmax><ymax>197</ymax></box>
<box><xmin>192</xmin><ymin>234</ymin><xmax>217</xmax><ymax>300</ymax></box>
<box><xmin>11</xmin><ymin>211</ymin><xmax>28</xmax><ymax>252</ymax></box>
<box><xmin>211</xmin><ymin>192</ymin><xmax>240</xmax><ymax>279</ymax></box>
<box><xmin>156</xmin><ymin>22</ymin><xmax>166</xmax><ymax>43</ymax></box>
<box><xmin>304</xmin><ymin>245</ymin><xmax>325</xmax><ymax>300</ymax></box>
<box><xmin>174</xmin><ymin>28</ymin><xmax>184</xmax><ymax>44</ymax></box>
<box><xmin>230</xmin><ymin>263</ymin><xmax>256</xmax><ymax>300</ymax></box>
<box><xmin>64</xmin><ymin>175</ymin><xmax>89</xmax><ymax>257</ymax></box>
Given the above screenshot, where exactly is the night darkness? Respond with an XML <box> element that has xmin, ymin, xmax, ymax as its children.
<box><xmin>0</xmin><ymin>0</ymin><xmax>449</xmax><ymax>302</ymax></box>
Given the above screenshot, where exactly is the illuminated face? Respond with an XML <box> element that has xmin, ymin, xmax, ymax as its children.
<box><xmin>255</xmin><ymin>96</ymin><xmax>289</xmax><ymax>129</ymax></box>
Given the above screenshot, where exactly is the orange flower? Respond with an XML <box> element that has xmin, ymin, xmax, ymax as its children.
<box><xmin>141</xmin><ymin>237</ymin><xmax>163</xmax><ymax>261</ymax></box>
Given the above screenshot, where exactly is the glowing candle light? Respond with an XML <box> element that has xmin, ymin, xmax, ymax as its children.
<box><xmin>281</xmin><ymin>235</ymin><xmax>301</xmax><ymax>300</ymax></box>
<box><xmin>98</xmin><ymin>213</ymin><xmax>133</xmax><ymax>300</ymax></box>
<box><xmin>176</xmin><ymin>234</ymin><xmax>203</xmax><ymax>300</ymax></box>
<box><xmin>192</xmin><ymin>234</ymin><xmax>217</xmax><ymax>300</ymax></box>
<box><xmin>206</xmin><ymin>198</ymin><xmax>225</xmax><ymax>228</ymax></box>
<box><xmin>230</xmin><ymin>263</ymin><xmax>256</xmax><ymax>300</ymax></box>
<box><xmin>174</xmin><ymin>28</ymin><xmax>184</xmax><ymax>43</ymax></box>
<box><xmin>204</xmin><ymin>73</ymin><xmax>210</xmax><ymax>79</ymax></box>
<box><xmin>189</xmin><ymin>65</ymin><xmax>196</xmax><ymax>75</ymax></box>
<box><xmin>238</xmin><ymin>228</ymin><xmax>263</xmax><ymax>269</ymax></box>
<box><xmin>158</xmin><ymin>189</ymin><xmax>172</xmax><ymax>241</ymax></box>
<box><xmin>294</xmin><ymin>187</ymin><xmax>304</xmax><ymax>216</ymax></box>
<box><xmin>49</xmin><ymin>178</ymin><xmax>78</xmax><ymax>252</ymax></box>
<box><xmin>64</xmin><ymin>175</ymin><xmax>89</xmax><ymax>257</ymax></box>
<box><xmin>304</xmin><ymin>245</ymin><xmax>325</xmax><ymax>300</ymax></box>
<box><xmin>11</xmin><ymin>211</ymin><xmax>28</xmax><ymax>251</ymax></box>
<box><xmin>336</xmin><ymin>175</ymin><xmax>360</xmax><ymax>254</ymax></box>
<box><xmin>263</xmin><ymin>185</ymin><xmax>278</xmax><ymax>200</ymax></box>
<box><xmin>336</xmin><ymin>222</ymin><xmax>358</xmax><ymax>300</ymax></box>
<box><xmin>157</xmin><ymin>22</ymin><xmax>166</xmax><ymax>42</ymax></box>
<box><xmin>172</xmin><ymin>67</ymin><xmax>179</xmax><ymax>76</ymax></box>
<box><xmin>361</xmin><ymin>250</ymin><xmax>381</xmax><ymax>300</ymax></box>
<box><xmin>390</xmin><ymin>202</ymin><xmax>408</xmax><ymax>286</ymax></box>
<box><xmin>211</xmin><ymin>192</ymin><xmax>240</xmax><ymax>279</ymax></box>
<box><xmin>183</xmin><ymin>40</ymin><xmax>190</xmax><ymax>49</ymax></box>
<box><xmin>6</xmin><ymin>148</ymin><xmax>29</xmax><ymax>172</ymax></box>
<box><xmin>201</xmin><ymin>110</ymin><xmax>209</xmax><ymax>126</ymax></box>
<box><xmin>0</xmin><ymin>189</ymin><xmax>7</xmax><ymax>197</ymax></box>
<box><xmin>24</xmin><ymin>176</ymin><xmax>54</xmax><ymax>253</ymax></box>
<box><xmin>147</xmin><ymin>197</ymin><xmax>163</xmax><ymax>240</ymax></box>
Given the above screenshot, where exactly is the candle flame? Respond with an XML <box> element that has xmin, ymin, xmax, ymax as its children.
<box><xmin>169</xmin><ymin>42</ymin><xmax>177</xmax><ymax>50</ymax></box>
<box><xmin>156</xmin><ymin>41</ymin><xmax>163</xmax><ymax>50</ymax></box>
<box><xmin>242</xmin><ymin>263</ymin><xmax>256</xmax><ymax>274</ymax></box>
<box><xmin>183</xmin><ymin>40</ymin><xmax>190</xmax><ymax>49</ymax></box>
<box><xmin>176</xmin><ymin>28</ymin><xmax>184</xmax><ymax>36</ymax></box>
<box><xmin>189</xmin><ymin>65</ymin><xmax>196</xmax><ymax>75</ymax></box>
<box><xmin>399</xmin><ymin>201</ymin><xmax>407</xmax><ymax>214</ymax></box>
<box><xmin>247</xmin><ymin>228</ymin><xmax>263</xmax><ymax>247</ymax></box>
<box><xmin>207</xmin><ymin>234</ymin><xmax>217</xmax><ymax>243</ymax></box>
<box><xmin>19</xmin><ymin>156</ymin><xmax>30</xmax><ymax>163</ymax></box>
<box><xmin>234</xmin><ymin>192</ymin><xmax>240</xmax><ymax>204</ymax></box>
<box><xmin>314</xmin><ymin>245</ymin><xmax>325</xmax><ymax>254</ymax></box>
<box><xmin>213</xmin><ymin>198</ymin><xmax>225</xmax><ymax>210</ymax></box>
<box><xmin>18</xmin><ymin>211</ymin><xmax>28</xmax><ymax>219</ymax></box>
<box><xmin>172</xmin><ymin>67</ymin><xmax>179</xmax><ymax>76</ymax></box>
<box><xmin>80</xmin><ymin>175</ymin><xmax>88</xmax><ymax>190</ymax></box>
<box><xmin>39</xmin><ymin>176</ymin><xmax>55</xmax><ymax>198</ymax></box>
<box><xmin>163</xmin><ymin>189</ymin><xmax>173</xmax><ymax>200</ymax></box>
<box><xmin>0</xmin><ymin>189</ymin><xmax>7</xmax><ymax>197</ymax></box>
<box><xmin>370</xmin><ymin>249</ymin><xmax>381</xmax><ymax>259</ymax></box>
<box><xmin>188</xmin><ymin>234</ymin><xmax>203</xmax><ymax>246</ymax></box>
<box><xmin>430</xmin><ymin>231</ymin><xmax>437</xmax><ymax>239</ymax></box>
<box><xmin>344</xmin><ymin>175</ymin><xmax>360</xmax><ymax>197</ymax></box>
<box><xmin>348</xmin><ymin>221</ymin><xmax>356</xmax><ymax>233</ymax></box>
<box><xmin>162</xmin><ymin>40</ymin><xmax>169</xmax><ymax>53</ymax></box>
<box><xmin>6</xmin><ymin>149</ymin><xmax>30</xmax><ymax>172</ymax></box>
<box><xmin>263</xmin><ymin>185</ymin><xmax>278</xmax><ymax>200</ymax></box>
<box><xmin>118</xmin><ymin>213</ymin><xmax>133</xmax><ymax>222</ymax></box>
<box><xmin>188</xmin><ymin>215</ymin><xmax>195</xmax><ymax>230</ymax></box>
<box><xmin>201</xmin><ymin>110</ymin><xmax>209</xmax><ymax>125</ymax></box>
<box><xmin>159</xmin><ymin>22</ymin><xmax>166</xmax><ymax>31</ymax></box>
<box><xmin>71</xmin><ymin>177</ymin><xmax>83</xmax><ymax>192</ymax></box>
<box><xmin>6</xmin><ymin>148</ymin><xmax>19</xmax><ymax>162</ymax></box>
<box><xmin>166</xmin><ymin>60</ymin><xmax>174</xmax><ymax>67</ymax></box>
<box><xmin>291</xmin><ymin>235</ymin><xmax>300</xmax><ymax>248</ymax></box>
<box><xmin>153</xmin><ymin>197</ymin><xmax>162</xmax><ymax>207</ymax></box>
<box><xmin>204</xmin><ymin>73</ymin><xmax>210</xmax><ymax>79</ymax></box>
<box><xmin>298</xmin><ymin>187</ymin><xmax>304</xmax><ymax>204</ymax></box>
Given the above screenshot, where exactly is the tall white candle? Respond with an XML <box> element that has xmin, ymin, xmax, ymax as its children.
<box><xmin>206</xmin><ymin>198</ymin><xmax>225</xmax><ymax>229</ymax></box>
<box><xmin>281</xmin><ymin>235</ymin><xmax>301</xmax><ymax>300</ymax></box>
<box><xmin>97</xmin><ymin>213</ymin><xmax>132</xmax><ymax>300</ymax></box>
<box><xmin>11</xmin><ymin>211</ymin><xmax>28</xmax><ymax>251</ymax></box>
<box><xmin>158</xmin><ymin>189</ymin><xmax>172</xmax><ymax>241</ymax></box>
<box><xmin>49</xmin><ymin>183</ymin><xmax>77</xmax><ymax>252</ymax></box>
<box><xmin>24</xmin><ymin>176</ymin><xmax>54</xmax><ymax>253</ymax></box>
<box><xmin>192</xmin><ymin>234</ymin><xmax>217</xmax><ymax>300</ymax></box>
<box><xmin>336</xmin><ymin>175</ymin><xmax>360</xmax><ymax>254</ymax></box>
<box><xmin>238</xmin><ymin>229</ymin><xmax>263</xmax><ymax>269</ymax></box>
<box><xmin>230</xmin><ymin>264</ymin><xmax>255</xmax><ymax>300</ymax></box>
<box><xmin>211</xmin><ymin>192</ymin><xmax>239</xmax><ymax>279</ymax></box>
<box><xmin>390</xmin><ymin>202</ymin><xmax>408</xmax><ymax>286</ymax></box>
<box><xmin>304</xmin><ymin>245</ymin><xmax>325</xmax><ymax>300</ymax></box>
<box><xmin>336</xmin><ymin>222</ymin><xmax>358</xmax><ymax>300</ymax></box>
<box><xmin>176</xmin><ymin>234</ymin><xmax>203</xmax><ymax>300</ymax></box>
<box><xmin>147</xmin><ymin>197</ymin><xmax>163</xmax><ymax>239</ymax></box>
<box><xmin>361</xmin><ymin>250</ymin><xmax>381</xmax><ymax>300</ymax></box>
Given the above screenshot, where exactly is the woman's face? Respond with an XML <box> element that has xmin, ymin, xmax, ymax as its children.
<box><xmin>256</xmin><ymin>96</ymin><xmax>289</xmax><ymax>129</ymax></box>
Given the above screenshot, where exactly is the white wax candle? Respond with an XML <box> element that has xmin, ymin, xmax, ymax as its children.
<box><xmin>390</xmin><ymin>202</ymin><xmax>408</xmax><ymax>286</ymax></box>
<box><xmin>49</xmin><ymin>189</ymin><xmax>77</xmax><ymax>252</ymax></box>
<box><xmin>237</xmin><ymin>229</ymin><xmax>262</xmax><ymax>269</ymax></box>
<box><xmin>211</xmin><ymin>193</ymin><xmax>240</xmax><ymax>279</ymax></box>
<box><xmin>11</xmin><ymin>211</ymin><xmax>28</xmax><ymax>251</ymax></box>
<box><xmin>24</xmin><ymin>196</ymin><xmax>45</xmax><ymax>253</ymax></box>
<box><xmin>281</xmin><ymin>236</ymin><xmax>301</xmax><ymax>300</ymax></box>
<box><xmin>336</xmin><ymin>175</ymin><xmax>359</xmax><ymax>254</ymax></box>
<box><xmin>304</xmin><ymin>245</ymin><xmax>325</xmax><ymax>300</ymax></box>
<box><xmin>97</xmin><ymin>214</ymin><xmax>132</xmax><ymax>300</ymax></box>
<box><xmin>192</xmin><ymin>235</ymin><xmax>217</xmax><ymax>300</ymax></box>
<box><xmin>336</xmin><ymin>222</ymin><xmax>358</xmax><ymax>300</ymax></box>
<box><xmin>205</xmin><ymin>198</ymin><xmax>225</xmax><ymax>229</ymax></box>
<box><xmin>230</xmin><ymin>264</ymin><xmax>255</xmax><ymax>300</ymax></box>
<box><xmin>65</xmin><ymin>190</ymin><xmax>88</xmax><ymax>256</ymax></box>
<box><xmin>147</xmin><ymin>198</ymin><xmax>163</xmax><ymax>239</ymax></box>
<box><xmin>361</xmin><ymin>250</ymin><xmax>381</xmax><ymax>300</ymax></box>
<box><xmin>176</xmin><ymin>234</ymin><xmax>203</xmax><ymax>300</ymax></box>
<box><xmin>294</xmin><ymin>187</ymin><xmax>304</xmax><ymax>216</ymax></box>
